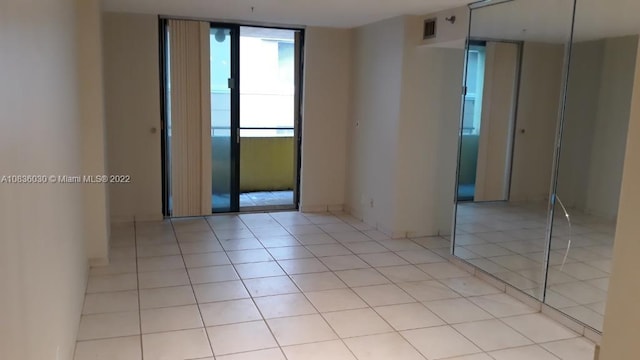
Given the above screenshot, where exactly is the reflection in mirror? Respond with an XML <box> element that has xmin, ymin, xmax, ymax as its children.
<box><xmin>459</xmin><ymin>40</ymin><xmax>519</xmax><ymax>202</ymax></box>
<box><xmin>453</xmin><ymin>0</ymin><xmax>575</xmax><ymax>300</ymax></box>
<box><xmin>547</xmin><ymin>31</ymin><xmax>638</xmax><ymax>331</ymax></box>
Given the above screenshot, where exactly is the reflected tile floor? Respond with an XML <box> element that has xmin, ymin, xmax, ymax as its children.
<box><xmin>454</xmin><ymin>202</ymin><xmax>614</xmax><ymax>331</ymax></box>
<box><xmin>77</xmin><ymin>211</ymin><xmax>595</xmax><ymax>360</ymax></box>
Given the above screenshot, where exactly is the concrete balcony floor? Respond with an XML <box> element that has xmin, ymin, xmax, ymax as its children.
<box><xmin>240</xmin><ymin>190</ymin><xmax>294</xmax><ymax>208</ymax></box>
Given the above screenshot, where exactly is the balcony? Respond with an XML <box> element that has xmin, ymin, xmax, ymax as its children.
<box><xmin>211</xmin><ymin>129</ymin><xmax>295</xmax><ymax>209</ymax></box>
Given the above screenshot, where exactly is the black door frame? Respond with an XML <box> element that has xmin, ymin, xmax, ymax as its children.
<box><xmin>212</xmin><ymin>22</ymin><xmax>241</xmax><ymax>214</ymax></box>
<box><xmin>160</xmin><ymin>18</ymin><xmax>305</xmax><ymax>216</ymax></box>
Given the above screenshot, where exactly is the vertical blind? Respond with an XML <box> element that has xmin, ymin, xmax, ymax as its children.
<box><xmin>169</xmin><ymin>20</ymin><xmax>212</xmax><ymax>216</ymax></box>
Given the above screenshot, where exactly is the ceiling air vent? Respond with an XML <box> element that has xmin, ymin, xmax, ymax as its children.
<box><xmin>423</xmin><ymin>18</ymin><xmax>437</xmax><ymax>40</ymax></box>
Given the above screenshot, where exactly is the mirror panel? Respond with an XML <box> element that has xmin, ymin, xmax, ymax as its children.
<box><xmin>454</xmin><ymin>0</ymin><xmax>638</xmax><ymax>334</ymax></box>
<box><xmin>454</xmin><ymin>0</ymin><xmax>576</xmax><ymax>300</ymax></box>
<box><xmin>546</xmin><ymin>12</ymin><xmax>639</xmax><ymax>330</ymax></box>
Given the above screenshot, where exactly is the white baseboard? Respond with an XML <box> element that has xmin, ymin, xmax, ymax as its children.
<box><xmin>299</xmin><ymin>204</ymin><xmax>345</xmax><ymax>213</ymax></box>
<box><xmin>381</xmin><ymin>228</ymin><xmax>409</xmax><ymax>239</ymax></box>
<box><xmin>299</xmin><ymin>205</ymin><xmax>328</xmax><ymax>213</ymax></box>
<box><xmin>110</xmin><ymin>215</ymin><xmax>134</xmax><ymax>223</ymax></box>
<box><xmin>327</xmin><ymin>206</ymin><xmax>440</xmax><ymax>239</ymax></box>
<box><xmin>134</xmin><ymin>214</ymin><xmax>164</xmax><ymax>222</ymax></box>
<box><xmin>406</xmin><ymin>230</ymin><xmax>433</xmax><ymax>238</ymax></box>
<box><xmin>343</xmin><ymin>205</ymin><xmax>362</xmax><ymax>220</ymax></box>
<box><xmin>111</xmin><ymin>213</ymin><xmax>164</xmax><ymax>223</ymax></box>
<box><xmin>89</xmin><ymin>257</ymin><xmax>109</xmax><ymax>267</ymax></box>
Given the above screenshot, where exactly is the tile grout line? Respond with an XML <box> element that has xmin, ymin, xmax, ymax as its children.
<box><xmin>284</xmin><ymin>212</ymin><xmax>523</xmax><ymax>359</ymax></box>
<box><xmin>231</xmin><ymin>215</ymin><xmax>347</xmax><ymax>352</ymax></box>
<box><xmin>273</xmin><ymin>212</ymin><xmax>456</xmax><ymax>359</ymax></box>
<box><xmin>265</xmin><ymin>212</ymin><xmax>367</xmax><ymax>360</ymax></box>
<box><xmin>133</xmin><ymin>220</ymin><xmax>145</xmax><ymax>360</ymax></box>
<box><xmin>170</xmin><ymin>218</ymin><xmax>217</xmax><ymax>359</ymax></box>
<box><xmin>282</xmin><ymin>211</ymin><xmax>596</xmax><ymax>357</ymax></box>
<box><xmin>207</xmin><ymin>214</ymin><xmax>293</xmax><ymax>360</ymax></box>
<box><xmin>439</xmin><ymin>221</ymin><xmax>590</xmax><ymax>355</ymax></box>
<box><xmin>94</xmin><ymin>212</ymin><xmax>595</xmax><ymax>360</ymax></box>
<box><xmin>299</xmin><ymin>213</ymin><xmax>459</xmax><ymax>360</ymax></box>
<box><xmin>492</xmin><ymin>313</ymin><xmax>581</xmax><ymax>354</ymax></box>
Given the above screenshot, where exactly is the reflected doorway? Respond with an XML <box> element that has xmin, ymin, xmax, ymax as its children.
<box><xmin>458</xmin><ymin>40</ymin><xmax>521</xmax><ymax>203</ymax></box>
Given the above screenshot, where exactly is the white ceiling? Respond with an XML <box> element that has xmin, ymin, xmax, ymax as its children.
<box><xmin>102</xmin><ymin>0</ymin><xmax>640</xmax><ymax>40</ymax></box>
<box><xmin>101</xmin><ymin>0</ymin><xmax>470</xmax><ymax>28</ymax></box>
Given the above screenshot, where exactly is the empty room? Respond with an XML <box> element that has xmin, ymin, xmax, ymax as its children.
<box><xmin>2</xmin><ymin>0</ymin><xmax>640</xmax><ymax>359</ymax></box>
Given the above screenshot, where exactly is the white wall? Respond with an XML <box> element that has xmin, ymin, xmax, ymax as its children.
<box><xmin>600</xmin><ymin>40</ymin><xmax>640</xmax><ymax>360</ymax></box>
<box><xmin>102</xmin><ymin>15</ymin><xmax>353</xmax><ymax>217</ymax></box>
<box><xmin>395</xmin><ymin>16</ymin><xmax>464</xmax><ymax>237</ymax></box>
<box><xmin>300</xmin><ymin>27</ymin><xmax>352</xmax><ymax>212</ymax></box>
<box><xmin>103</xmin><ymin>12</ymin><xmax>163</xmax><ymax>222</ymax></box>
<box><xmin>0</xmin><ymin>0</ymin><xmax>88</xmax><ymax>358</ymax></box>
<box><xmin>347</xmin><ymin>16</ymin><xmax>464</xmax><ymax>237</ymax></box>
<box><xmin>585</xmin><ymin>36</ymin><xmax>637</xmax><ymax>218</ymax></box>
<box><xmin>347</xmin><ymin>16</ymin><xmax>405</xmax><ymax>235</ymax></box>
<box><xmin>556</xmin><ymin>39</ymin><xmax>603</xmax><ymax>211</ymax></box>
<box><xmin>78</xmin><ymin>0</ymin><xmax>110</xmax><ymax>262</ymax></box>
<box><xmin>557</xmin><ymin>36</ymin><xmax>637</xmax><ymax>219</ymax></box>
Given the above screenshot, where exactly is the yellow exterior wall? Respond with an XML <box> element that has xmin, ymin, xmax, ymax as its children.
<box><xmin>240</xmin><ymin>137</ymin><xmax>295</xmax><ymax>192</ymax></box>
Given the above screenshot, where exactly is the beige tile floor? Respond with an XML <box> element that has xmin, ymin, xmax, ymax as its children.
<box><xmin>76</xmin><ymin>211</ymin><xmax>596</xmax><ymax>360</ymax></box>
<box><xmin>454</xmin><ymin>202</ymin><xmax>614</xmax><ymax>331</ymax></box>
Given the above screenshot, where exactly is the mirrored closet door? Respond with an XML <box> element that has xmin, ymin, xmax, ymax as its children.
<box><xmin>546</xmin><ymin>8</ymin><xmax>638</xmax><ymax>331</ymax></box>
<box><xmin>453</xmin><ymin>0</ymin><xmax>577</xmax><ymax>301</ymax></box>
<box><xmin>451</xmin><ymin>0</ymin><xmax>636</xmax><ymax>333</ymax></box>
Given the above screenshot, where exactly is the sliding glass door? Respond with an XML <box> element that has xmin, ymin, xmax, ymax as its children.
<box><xmin>210</xmin><ymin>25</ymin><xmax>239</xmax><ymax>213</ymax></box>
<box><xmin>238</xmin><ymin>26</ymin><xmax>299</xmax><ymax>210</ymax></box>
<box><xmin>162</xmin><ymin>20</ymin><xmax>303</xmax><ymax>216</ymax></box>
